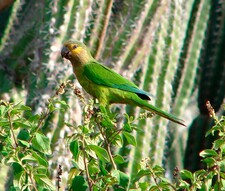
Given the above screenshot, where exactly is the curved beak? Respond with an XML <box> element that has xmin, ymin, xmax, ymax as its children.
<box><xmin>61</xmin><ymin>46</ymin><xmax>71</xmax><ymax>59</ymax></box>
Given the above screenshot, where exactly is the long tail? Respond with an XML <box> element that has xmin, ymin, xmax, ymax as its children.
<box><xmin>137</xmin><ymin>99</ymin><xmax>186</xmax><ymax>126</ymax></box>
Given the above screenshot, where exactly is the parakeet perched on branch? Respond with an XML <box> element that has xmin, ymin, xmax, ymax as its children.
<box><xmin>61</xmin><ymin>40</ymin><xmax>185</xmax><ymax>126</ymax></box>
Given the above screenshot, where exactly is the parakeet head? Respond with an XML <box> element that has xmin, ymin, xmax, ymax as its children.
<box><xmin>61</xmin><ymin>40</ymin><xmax>94</xmax><ymax>65</ymax></box>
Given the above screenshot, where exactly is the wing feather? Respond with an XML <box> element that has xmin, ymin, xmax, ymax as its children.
<box><xmin>83</xmin><ymin>62</ymin><xmax>151</xmax><ymax>100</ymax></box>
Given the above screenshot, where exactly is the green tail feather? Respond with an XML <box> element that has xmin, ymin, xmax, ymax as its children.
<box><xmin>138</xmin><ymin>100</ymin><xmax>186</xmax><ymax>126</ymax></box>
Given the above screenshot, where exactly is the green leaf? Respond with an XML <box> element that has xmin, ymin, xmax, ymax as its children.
<box><xmin>139</xmin><ymin>182</ymin><xmax>149</xmax><ymax>190</ymax></box>
<box><xmin>34</xmin><ymin>174</ymin><xmax>56</xmax><ymax>190</ymax></box>
<box><xmin>113</xmin><ymin>134</ymin><xmax>123</xmax><ymax>147</ymax></box>
<box><xmin>32</xmin><ymin>133</ymin><xmax>52</xmax><ymax>155</ymax></box>
<box><xmin>152</xmin><ymin>165</ymin><xmax>165</xmax><ymax>177</ymax></box>
<box><xmin>201</xmin><ymin>178</ymin><xmax>213</xmax><ymax>190</ymax></box>
<box><xmin>31</xmin><ymin>150</ymin><xmax>48</xmax><ymax>167</ymax></box>
<box><xmin>122</xmin><ymin>131</ymin><xmax>136</xmax><ymax>146</ymax></box>
<box><xmin>77</xmin><ymin>155</ymin><xmax>85</xmax><ymax>170</ymax></box>
<box><xmin>34</xmin><ymin>166</ymin><xmax>48</xmax><ymax>174</ymax></box>
<box><xmin>101</xmin><ymin>118</ymin><xmax>114</xmax><ymax>128</ymax></box>
<box><xmin>48</xmin><ymin>100</ymin><xmax>69</xmax><ymax>113</ymax></box>
<box><xmin>17</xmin><ymin>129</ymin><xmax>30</xmax><ymax>141</ymax></box>
<box><xmin>21</xmin><ymin>155</ymin><xmax>37</xmax><ymax>163</ymax></box>
<box><xmin>132</xmin><ymin>169</ymin><xmax>151</xmax><ymax>182</ymax></box>
<box><xmin>160</xmin><ymin>177</ymin><xmax>172</xmax><ymax>184</ymax></box>
<box><xmin>7</xmin><ymin>157</ymin><xmax>18</xmax><ymax>164</ymax></box>
<box><xmin>194</xmin><ymin>169</ymin><xmax>207</xmax><ymax>177</ymax></box>
<box><xmin>221</xmin><ymin>144</ymin><xmax>225</xmax><ymax>154</ymax></box>
<box><xmin>114</xmin><ymin>155</ymin><xmax>125</xmax><ymax>164</ymax></box>
<box><xmin>123</xmin><ymin>123</ymin><xmax>132</xmax><ymax>132</ymax></box>
<box><xmin>213</xmin><ymin>139</ymin><xmax>224</xmax><ymax>150</ymax></box>
<box><xmin>206</xmin><ymin>125</ymin><xmax>221</xmax><ymax>137</ymax></box>
<box><xmin>12</xmin><ymin>162</ymin><xmax>23</xmax><ymax>175</ymax></box>
<box><xmin>85</xmin><ymin>144</ymin><xmax>97</xmax><ymax>159</ymax></box>
<box><xmin>68</xmin><ymin>167</ymin><xmax>80</xmax><ymax>182</ymax></box>
<box><xmin>48</xmin><ymin>103</ymin><xmax>56</xmax><ymax>113</ymax></box>
<box><xmin>18</xmin><ymin>140</ymin><xmax>30</xmax><ymax>147</ymax></box>
<box><xmin>71</xmin><ymin>176</ymin><xmax>88</xmax><ymax>191</ymax></box>
<box><xmin>199</xmin><ymin>149</ymin><xmax>218</xmax><ymax>158</ymax></box>
<box><xmin>149</xmin><ymin>185</ymin><xmax>160</xmax><ymax>191</ymax></box>
<box><xmin>28</xmin><ymin>114</ymin><xmax>40</xmax><ymax>123</ymax></box>
<box><xmin>18</xmin><ymin>105</ymin><xmax>32</xmax><ymax>111</ymax></box>
<box><xmin>53</xmin><ymin>100</ymin><xmax>69</xmax><ymax>109</ymax></box>
<box><xmin>0</xmin><ymin>118</ymin><xmax>9</xmax><ymax>127</ymax></box>
<box><xmin>99</xmin><ymin>160</ymin><xmax>108</xmax><ymax>175</ymax></box>
<box><xmin>219</xmin><ymin>160</ymin><xmax>225</xmax><ymax>172</ymax></box>
<box><xmin>64</xmin><ymin>122</ymin><xmax>74</xmax><ymax>128</ymax></box>
<box><xmin>112</xmin><ymin>170</ymin><xmax>130</xmax><ymax>191</ymax></box>
<box><xmin>13</xmin><ymin>171</ymin><xmax>26</xmax><ymax>190</ymax></box>
<box><xmin>10</xmin><ymin>104</ymin><xmax>31</xmax><ymax>115</ymax></box>
<box><xmin>220</xmin><ymin>171</ymin><xmax>225</xmax><ymax>179</ymax></box>
<box><xmin>178</xmin><ymin>180</ymin><xmax>190</xmax><ymax>188</ymax></box>
<box><xmin>202</xmin><ymin>157</ymin><xmax>216</xmax><ymax>166</ymax></box>
<box><xmin>14</xmin><ymin>120</ymin><xmax>31</xmax><ymax>129</ymax></box>
<box><xmin>70</xmin><ymin>140</ymin><xmax>80</xmax><ymax>161</ymax></box>
<box><xmin>87</xmin><ymin>145</ymin><xmax>109</xmax><ymax>162</ymax></box>
<box><xmin>0</xmin><ymin>105</ymin><xmax>7</xmax><ymax>116</ymax></box>
<box><xmin>88</xmin><ymin>161</ymin><xmax>100</xmax><ymax>175</ymax></box>
<box><xmin>180</xmin><ymin>169</ymin><xmax>193</xmax><ymax>181</ymax></box>
<box><xmin>68</xmin><ymin>167</ymin><xmax>80</xmax><ymax>187</ymax></box>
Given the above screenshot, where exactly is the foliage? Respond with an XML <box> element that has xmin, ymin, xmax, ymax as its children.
<box><xmin>1</xmin><ymin>83</ymin><xmax>224</xmax><ymax>190</ymax></box>
<box><xmin>0</xmin><ymin>87</ymin><xmax>69</xmax><ymax>190</ymax></box>
<box><xmin>0</xmin><ymin>0</ymin><xmax>225</xmax><ymax>190</ymax></box>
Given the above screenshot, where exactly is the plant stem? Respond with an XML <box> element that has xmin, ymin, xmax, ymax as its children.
<box><xmin>18</xmin><ymin>157</ymin><xmax>38</xmax><ymax>191</ymax></box>
<box><xmin>82</xmin><ymin>135</ymin><xmax>93</xmax><ymax>190</ymax></box>
<box><xmin>7</xmin><ymin>111</ymin><xmax>18</xmax><ymax>147</ymax></box>
<box><xmin>96</xmin><ymin>120</ymin><xmax>117</xmax><ymax>170</ymax></box>
<box><xmin>29</xmin><ymin>173</ymin><xmax>38</xmax><ymax>191</ymax></box>
<box><xmin>28</xmin><ymin>108</ymin><xmax>49</xmax><ymax>144</ymax></box>
<box><xmin>108</xmin><ymin>128</ymin><xmax>123</xmax><ymax>144</ymax></box>
<box><xmin>107</xmin><ymin>143</ymin><xmax>117</xmax><ymax>170</ymax></box>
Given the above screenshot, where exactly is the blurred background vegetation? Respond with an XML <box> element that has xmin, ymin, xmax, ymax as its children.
<box><xmin>0</xmin><ymin>0</ymin><xmax>224</xmax><ymax>189</ymax></box>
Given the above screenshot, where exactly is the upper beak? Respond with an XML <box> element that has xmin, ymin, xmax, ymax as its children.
<box><xmin>61</xmin><ymin>46</ymin><xmax>71</xmax><ymax>59</ymax></box>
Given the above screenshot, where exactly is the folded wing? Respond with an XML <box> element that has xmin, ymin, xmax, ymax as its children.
<box><xmin>83</xmin><ymin>62</ymin><xmax>151</xmax><ymax>100</ymax></box>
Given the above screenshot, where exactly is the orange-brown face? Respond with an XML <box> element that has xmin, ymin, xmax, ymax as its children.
<box><xmin>61</xmin><ymin>42</ymin><xmax>83</xmax><ymax>60</ymax></box>
<box><xmin>61</xmin><ymin>40</ymin><xmax>94</xmax><ymax>65</ymax></box>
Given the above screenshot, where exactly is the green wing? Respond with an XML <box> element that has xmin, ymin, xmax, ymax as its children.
<box><xmin>83</xmin><ymin>62</ymin><xmax>151</xmax><ymax>100</ymax></box>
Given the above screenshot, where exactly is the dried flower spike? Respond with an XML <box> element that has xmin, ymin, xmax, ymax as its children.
<box><xmin>206</xmin><ymin>100</ymin><xmax>215</xmax><ymax>118</ymax></box>
<box><xmin>74</xmin><ymin>87</ymin><xmax>85</xmax><ymax>101</ymax></box>
<box><xmin>56</xmin><ymin>82</ymin><xmax>66</xmax><ymax>95</ymax></box>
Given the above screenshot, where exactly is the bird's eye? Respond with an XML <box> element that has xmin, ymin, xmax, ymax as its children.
<box><xmin>72</xmin><ymin>45</ymin><xmax>77</xmax><ymax>49</ymax></box>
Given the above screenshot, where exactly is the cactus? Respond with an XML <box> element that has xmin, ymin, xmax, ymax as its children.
<box><xmin>0</xmin><ymin>0</ymin><xmax>224</xmax><ymax>189</ymax></box>
<box><xmin>184</xmin><ymin>0</ymin><xmax>225</xmax><ymax>171</ymax></box>
<box><xmin>165</xmin><ymin>0</ymin><xmax>211</xmax><ymax>175</ymax></box>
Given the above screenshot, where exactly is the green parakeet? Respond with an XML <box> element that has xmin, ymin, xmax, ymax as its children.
<box><xmin>61</xmin><ymin>40</ymin><xmax>185</xmax><ymax>126</ymax></box>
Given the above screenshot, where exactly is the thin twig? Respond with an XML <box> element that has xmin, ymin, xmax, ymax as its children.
<box><xmin>7</xmin><ymin>111</ymin><xmax>18</xmax><ymax>147</ymax></box>
<box><xmin>28</xmin><ymin>110</ymin><xmax>49</xmax><ymax>144</ymax></box>
<box><xmin>95</xmin><ymin>120</ymin><xmax>117</xmax><ymax>170</ymax></box>
<box><xmin>107</xmin><ymin>128</ymin><xmax>123</xmax><ymax>144</ymax></box>
<box><xmin>18</xmin><ymin>157</ymin><xmax>38</xmax><ymax>191</ymax></box>
<box><xmin>82</xmin><ymin>135</ymin><xmax>93</xmax><ymax>191</ymax></box>
<box><xmin>107</xmin><ymin>143</ymin><xmax>117</xmax><ymax>170</ymax></box>
<box><xmin>29</xmin><ymin>173</ymin><xmax>38</xmax><ymax>191</ymax></box>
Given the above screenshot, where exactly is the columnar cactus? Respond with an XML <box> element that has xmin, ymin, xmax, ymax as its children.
<box><xmin>0</xmin><ymin>0</ymin><xmax>224</xmax><ymax>189</ymax></box>
<box><xmin>184</xmin><ymin>0</ymin><xmax>225</xmax><ymax>171</ymax></box>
